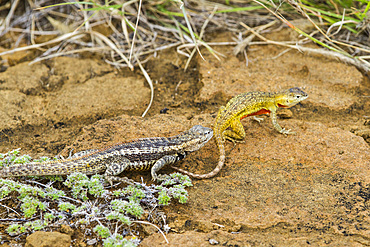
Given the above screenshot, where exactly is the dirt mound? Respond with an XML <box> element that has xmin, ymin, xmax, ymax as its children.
<box><xmin>0</xmin><ymin>29</ymin><xmax>369</xmax><ymax>245</ymax></box>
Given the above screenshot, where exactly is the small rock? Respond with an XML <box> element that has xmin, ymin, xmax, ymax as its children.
<box><xmin>86</xmin><ymin>238</ymin><xmax>97</xmax><ymax>245</ymax></box>
<box><xmin>25</xmin><ymin>231</ymin><xmax>71</xmax><ymax>247</ymax></box>
<box><xmin>209</xmin><ymin>238</ymin><xmax>219</xmax><ymax>245</ymax></box>
<box><xmin>186</xmin><ymin>114</ymin><xmax>194</xmax><ymax>120</ymax></box>
<box><xmin>160</xmin><ymin>108</ymin><xmax>169</xmax><ymax>114</ymax></box>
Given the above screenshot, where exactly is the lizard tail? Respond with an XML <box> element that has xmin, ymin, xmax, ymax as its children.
<box><xmin>171</xmin><ymin>139</ymin><xmax>225</xmax><ymax>179</ymax></box>
<box><xmin>0</xmin><ymin>160</ymin><xmax>91</xmax><ymax>177</ymax></box>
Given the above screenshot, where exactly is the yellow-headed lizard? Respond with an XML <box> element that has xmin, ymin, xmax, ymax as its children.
<box><xmin>172</xmin><ymin>87</ymin><xmax>308</xmax><ymax>179</ymax></box>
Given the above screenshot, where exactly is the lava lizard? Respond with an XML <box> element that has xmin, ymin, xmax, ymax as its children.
<box><xmin>172</xmin><ymin>87</ymin><xmax>308</xmax><ymax>178</ymax></box>
<box><xmin>0</xmin><ymin>125</ymin><xmax>213</xmax><ymax>183</ymax></box>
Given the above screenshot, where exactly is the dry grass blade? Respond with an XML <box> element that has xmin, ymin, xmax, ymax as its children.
<box><xmin>286</xmin><ymin>1</ymin><xmax>370</xmax><ymax>54</ymax></box>
<box><xmin>30</xmin><ymin>47</ymin><xmax>110</xmax><ymax>65</ymax></box>
<box><xmin>240</xmin><ymin>22</ymin><xmax>370</xmax><ymax>74</ymax></box>
<box><xmin>1</xmin><ymin>0</ymin><xmax>19</xmax><ymax>33</ymax></box>
<box><xmin>0</xmin><ymin>200</ymin><xmax>21</xmax><ymax>217</ymax></box>
<box><xmin>233</xmin><ymin>20</ymin><xmax>277</xmax><ymax>55</ymax></box>
<box><xmin>0</xmin><ymin>32</ymin><xmax>85</xmax><ymax>56</ymax></box>
<box><xmin>132</xmin><ymin>220</ymin><xmax>169</xmax><ymax>243</ymax></box>
<box><xmin>134</xmin><ymin>54</ymin><xmax>154</xmax><ymax>118</ymax></box>
<box><xmin>249</xmin><ymin>0</ymin><xmax>369</xmax><ymax>75</ymax></box>
<box><xmin>1</xmin><ymin>0</ymin><xmax>367</xmax><ymax>74</ymax></box>
<box><xmin>121</xmin><ymin>5</ymin><xmax>131</xmax><ymax>48</ymax></box>
<box><xmin>184</xmin><ymin>6</ymin><xmax>218</xmax><ymax>71</ymax></box>
<box><xmin>90</xmin><ymin>30</ymin><xmax>134</xmax><ymax>70</ymax></box>
<box><xmin>178</xmin><ymin>0</ymin><xmax>205</xmax><ymax>61</ymax></box>
<box><xmin>129</xmin><ymin>0</ymin><xmax>142</xmax><ymax>63</ymax></box>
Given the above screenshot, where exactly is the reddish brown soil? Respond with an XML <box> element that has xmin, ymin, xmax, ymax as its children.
<box><xmin>0</xmin><ymin>30</ymin><xmax>369</xmax><ymax>246</ymax></box>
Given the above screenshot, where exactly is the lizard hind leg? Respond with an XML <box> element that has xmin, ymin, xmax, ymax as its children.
<box><xmin>224</xmin><ymin>118</ymin><xmax>246</xmax><ymax>144</ymax></box>
<box><xmin>103</xmin><ymin>157</ymin><xmax>132</xmax><ymax>186</ymax></box>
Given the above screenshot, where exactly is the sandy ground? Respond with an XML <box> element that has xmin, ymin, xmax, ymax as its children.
<box><xmin>0</xmin><ymin>30</ymin><xmax>369</xmax><ymax>246</ymax></box>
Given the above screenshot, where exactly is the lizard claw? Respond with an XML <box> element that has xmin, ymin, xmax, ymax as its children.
<box><xmin>252</xmin><ymin>116</ymin><xmax>264</xmax><ymax>123</ymax></box>
<box><xmin>154</xmin><ymin>174</ymin><xmax>170</xmax><ymax>182</ymax></box>
<box><xmin>105</xmin><ymin>176</ymin><xmax>135</xmax><ymax>186</ymax></box>
<box><xmin>280</xmin><ymin>128</ymin><xmax>295</xmax><ymax>135</ymax></box>
<box><xmin>104</xmin><ymin>176</ymin><xmax>114</xmax><ymax>187</ymax></box>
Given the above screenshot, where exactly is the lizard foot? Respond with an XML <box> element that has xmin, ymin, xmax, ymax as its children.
<box><xmin>105</xmin><ymin>176</ymin><xmax>136</xmax><ymax>186</ymax></box>
<box><xmin>152</xmin><ymin>174</ymin><xmax>171</xmax><ymax>182</ymax></box>
<box><xmin>280</xmin><ymin>128</ymin><xmax>295</xmax><ymax>135</ymax></box>
<box><xmin>252</xmin><ymin>116</ymin><xmax>265</xmax><ymax>123</ymax></box>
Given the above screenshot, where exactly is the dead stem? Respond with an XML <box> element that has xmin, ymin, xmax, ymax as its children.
<box><xmin>241</xmin><ymin>22</ymin><xmax>370</xmax><ymax>73</ymax></box>
<box><xmin>0</xmin><ymin>0</ymin><xmax>368</xmax><ymax>77</ymax></box>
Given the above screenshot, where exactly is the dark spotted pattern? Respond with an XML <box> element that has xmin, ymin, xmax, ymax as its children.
<box><xmin>0</xmin><ymin>125</ymin><xmax>213</xmax><ymax>181</ymax></box>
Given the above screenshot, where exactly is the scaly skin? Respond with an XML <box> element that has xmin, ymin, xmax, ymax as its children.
<box><xmin>172</xmin><ymin>87</ymin><xmax>308</xmax><ymax>179</ymax></box>
<box><xmin>0</xmin><ymin>125</ymin><xmax>213</xmax><ymax>183</ymax></box>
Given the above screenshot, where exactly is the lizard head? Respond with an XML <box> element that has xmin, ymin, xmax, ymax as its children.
<box><xmin>184</xmin><ymin>125</ymin><xmax>213</xmax><ymax>152</ymax></box>
<box><xmin>276</xmin><ymin>87</ymin><xmax>308</xmax><ymax>108</ymax></box>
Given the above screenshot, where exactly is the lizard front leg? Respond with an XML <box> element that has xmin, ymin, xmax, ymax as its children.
<box><xmin>151</xmin><ymin>153</ymin><xmax>185</xmax><ymax>181</ymax></box>
<box><xmin>270</xmin><ymin>109</ymin><xmax>294</xmax><ymax>135</ymax></box>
